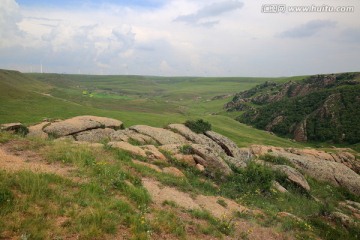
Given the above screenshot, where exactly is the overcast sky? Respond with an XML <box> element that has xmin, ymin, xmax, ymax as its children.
<box><xmin>0</xmin><ymin>0</ymin><xmax>359</xmax><ymax>76</ymax></box>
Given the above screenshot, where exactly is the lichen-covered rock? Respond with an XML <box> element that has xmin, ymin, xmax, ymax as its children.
<box><xmin>140</xmin><ymin>145</ymin><xmax>166</xmax><ymax>161</ymax></box>
<box><xmin>205</xmin><ymin>131</ymin><xmax>252</xmax><ymax>161</ymax></box>
<box><xmin>110</xmin><ymin>129</ymin><xmax>156</xmax><ymax>145</ymax></box>
<box><xmin>75</xmin><ymin>128</ymin><xmax>115</xmax><ymax>142</ymax></box>
<box><xmin>272</xmin><ymin>165</ymin><xmax>310</xmax><ymax>192</ymax></box>
<box><xmin>43</xmin><ymin>116</ymin><xmax>122</xmax><ymax>137</ymax></box>
<box><xmin>275</xmin><ymin>151</ymin><xmax>360</xmax><ymax>196</ymax></box>
<box><xmin>191</xmin><ymin>144</ymin><xmax>232</xmax><ymax>176</ymax></box>
<box><xmin>108</xmin><ymin>141</ymin><xmax>147</xmax><ymax>157</ymax></box>
<box><xmin>167</xmin><ymin>124</ymin><xmax>223</xmax><ymax>153</ymax></box>
<box><xmin>130</xmin><ymin>125</ymin><xmax>188</xmax><ymax>145</ymax></box>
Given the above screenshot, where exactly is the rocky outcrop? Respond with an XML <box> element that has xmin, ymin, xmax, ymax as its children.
<box><xmin>191</xmin><ymin>144</ymin><xmax>232</xmax><ymax>176</ymax></box>
<box><xmin>250</xmin><ymin>146</ymin><xmax>360</xmax><ymax>196</ymax></box>
<box><xmin>205</xmin><ymin>131</ymin><xmax>251</xmax><ymax>161</ymax></box>
<box><xmin>226</xmin><ymin>73</ymin><xmax>360</xmax><ymax>143</ymax></box>
<box><xmin>108</xmin><ymin>141</ymin><xmax>147</xmax><ymax>157</ymax></box>
<box><xmin>110</xmin><ymin>129</ymin><xmax>156</xmax><ymax>145</ymax></box>
<box><xmin>167</xmin><ymin>124</ymin><xmax>223</xmax><ymax>153</ymax></box>
<box><xmin>43</xmin><ymin>116</ymin><xmax>123</xmax><ymax>137</ymax></box>
<box><xmin>130</xmin><ymin>125</ymin><xmax>188</xmax><ymax>145</ymax></box>
<box><xmin>272</xmin><ymin>165</ymin><xmax>310</xmax><ymax>192</ymax></box>
<box><xmin>141</xmin><ymin>145</ymin><xmax>166</xmax><ymax>161</ymax></box>
<box><xmin>1</xmin><ymin>122</ymin><xmax>24</xmax><ymax>131</ymax></box>
<box><xmin>75</xmin><ymin>128</ymin><xmax>115</xmax><ymax>142</ymax></box>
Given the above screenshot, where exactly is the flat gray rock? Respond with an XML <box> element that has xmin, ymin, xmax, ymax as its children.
<box><xmin>130</xmin><ymin>125</ymin><xmax>188</xmax><ymax>145</ymax></box>
<box><xmin>43</xmin><ymin>116</ymin><xmax>123</xmax><ymax>137</ymax></box>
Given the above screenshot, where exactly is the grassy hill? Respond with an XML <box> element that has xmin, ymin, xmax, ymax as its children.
<box><xmin>0</xmin><ymin>69</ymin><xmax>303</xmax><ymax>148</ymax></box>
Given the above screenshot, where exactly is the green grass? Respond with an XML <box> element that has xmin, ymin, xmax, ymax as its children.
<box><xmin>1</xmin><ymin>69</ymin><xmax>309</xmax><ymax>150</ymax></box>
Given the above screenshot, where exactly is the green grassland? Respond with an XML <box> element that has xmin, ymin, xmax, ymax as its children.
<box><xmin>1</xmin><ymin>69</ymin><xmax>305</xmax><ymax>148</ymax></box>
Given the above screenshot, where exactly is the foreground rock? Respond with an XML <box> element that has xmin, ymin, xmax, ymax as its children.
<box><xmin>272</xmin><ymin>165</ymin><xmax>310</xmax><ymax>192</ymax></box>
<box><xmin>75</xmin><ymin>128</ymin><xmax>115</xmax><ymax>142</ymax></box>
<box><xmin>130</xmin><ymin>125</ymin><xmax>188</xmax><ymax>145</ymax></box>
<box><xmin>167</xmin><ymin>124</ymin><xmax>224</xmax><ymax>153</ymax></box>
<box><xmin>205</xmin><ymin>130</ymin><xmax>252</xmax><ymax>161</ymax></box>
<box><xmin>110</xmin><ymin>129</ymin><xmax>156</xmax><ymax>145</ymax></box>
<box><xmin>108</xmin><ymin>141</ymin><xmax>147</xmax><ymax>157</ymax></box>
<box><xmin>250</xmin><ymin>145</ymin><xmax>360</xmax><ymax>196</ymax></box>
<box><xmin>191</xmin><ymin>144</ymin><xmax>232</xmax><ymax>176</ymax></box>
<box><xmin>43</xmin><ymin>116</ymin><xmax>123</xmax><ymax>137</ymax></box>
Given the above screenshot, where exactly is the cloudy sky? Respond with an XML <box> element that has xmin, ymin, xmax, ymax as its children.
<box><xmin>0</xmin><ymin>0</ymin><xmax>359</xmax><ymax>76</ymax></box>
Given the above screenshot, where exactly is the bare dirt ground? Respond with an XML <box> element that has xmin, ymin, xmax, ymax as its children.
<box><xmin>0</xmin><ymin>139</ymin><xmax>293</xmax><ymax>239</ymax></box>
<box><xmin>0</xmin><ymin>140</ymin><xmax>76</xmax><ymax>178</ymax></box>
<box><xmin>143</xmin><ymin>178</ymin><xmax>293</xmax><ymax>240</ymax></box>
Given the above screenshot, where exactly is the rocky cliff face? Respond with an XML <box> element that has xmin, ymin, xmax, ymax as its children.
<box><xmin>225</xmin><ymin>73</ymin><xmax>360</xmax><ymax>144</ymax></box>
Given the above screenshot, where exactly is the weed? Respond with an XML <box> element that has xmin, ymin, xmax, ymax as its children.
<box><xmin>261</xmin><ymin>154</ymin><xmax>294</xmax><ymax>167</ymax></box>
<box><xmin>179</xmin><ymin>144</ymin><xmax>194</xmax><ymax>155</ymax></box>
<box><xmin>216</xmin><ymin>198</ymin><xmax>228</xmax><ymax>208</ymax></box>
<box><xmin>128</xmin><ymin>138</ymin><xmax>142</xmax><ymax>146</ymax></box>
<box><xmin>151</xmin><ymin>210</ymin><xmax>186</xmax><ymax>237</ymax></box>
<box><xmin>189</xmin><ymin>209</ymin><xmax>234</xmax><ymax>236</ymax></box>
<box><xmin>0</xmin><ymin>131</ymin><xmax>18</xmax><ymax>143</ymax></box>
<box><xmin>162</xmin><ymin>200</ymin><xmax>178</xmax><ymax>208</ymax></box>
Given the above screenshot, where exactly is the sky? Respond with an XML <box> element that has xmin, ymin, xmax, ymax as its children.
<box><xmin>0</xmin><ymin>0</ymin><xmax>359</xmax><ymax>77</ymax></box>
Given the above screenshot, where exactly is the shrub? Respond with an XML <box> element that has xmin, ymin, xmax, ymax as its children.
<box><xmin>185</xmin><ymin>119</ymin><xmax>211</xmax><ymax>134</ymax></box>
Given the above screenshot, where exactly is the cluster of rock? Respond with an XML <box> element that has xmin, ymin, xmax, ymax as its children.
<box><xmin>21</xmin><ymin>116</ymin><xmax>251</xmax><ymax>177</ymax></box>
<box><xmin>251</xmin><ymin>145</ymin><xmax>360</xmax><ymax>196</ymax></box>
<box><xmin>2</xmin><ymin>115</ymin><xmax>360</xmax><ymax>196</ymax></box>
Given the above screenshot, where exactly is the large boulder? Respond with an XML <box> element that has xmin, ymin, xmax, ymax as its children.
<box><xmin>272</xmin><ymin>165</ymin><xmax>310</xmax><ymax>192</ymax></box>
<box><xmin>0</xmin><ymin>122</ymin><xmax>28</xmax><ymax>135</ymax></box>
<box><xmin>75</xmin><ymin>128</ymin><xmax>115</xmax><ymax>142</ymax></box>
<box><xmin>273</xmin><ymin>151</ymin><xmax>360</xmax><ymax>196</ymax></box>
<box><xmin>140</xmin><ymin>145</ymin><xmax>166</xmax><ymax>161</ymax></box>
<box><xmin>43</xmin><ymin>116</ymin><xmax>123</xmax><ymax>137</ymax></box>
<box><xmin>205</xmin><ymin>131</ymin><xmax>252</xmax><ymax>161</ymax></box>
<box><xmin>108</xmin><ymin>141</ymin><xmax>147</xmax><ymax>157</ymax></box>
<box><xmin>191</xmin><ymin>144</ymin><xmax>232</xmax><ymax>176</ymax></box>
<box><xmin>110</xmin><ymin>129</ymin><xmax>156</xmax><ymax>145</ymax></box>
<box><xmin>130</xmin><ymin>125</ymin><xmax>188</xmax><ymax>145</ymax></box>
<box><xmin>167</xmin><ymin>124</ymin><xmax>224</xmax><ymax>153</ymax></box>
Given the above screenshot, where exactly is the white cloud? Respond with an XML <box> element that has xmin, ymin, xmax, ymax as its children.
<box><xmin>278</xmin><ymin>20</ymin><xmax>337</xmax><ymax>38</ymax></box>
<box><xmin>0</xmin><ymin>0</ymin><xmax>359</xmax><ymax>76</ymax></box>
<box><xmin>174</xmin><ymin>0</ymin><xmax>244</xmax><ymax>27</ymax></box>
<box><xmin>0</xmin><ymin>0</ymin><xmax>23</xmax><ymax>47</ymax></box>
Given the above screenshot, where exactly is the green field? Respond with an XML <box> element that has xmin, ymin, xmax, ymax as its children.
<box><xmin>0</xmin><ymin>69</ymin><xmax>308</xmax><ymax>148</ymax></box>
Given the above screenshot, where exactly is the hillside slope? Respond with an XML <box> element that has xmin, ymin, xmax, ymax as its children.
<box><xmin>225</xmin><ymin>73</ymin><xmax>360</xmax><ymax>144</ymax></box>
<box><xmin>0</xmin><ymin>69</ymin><xmax>302</xmax><ymax>148</ymax></box>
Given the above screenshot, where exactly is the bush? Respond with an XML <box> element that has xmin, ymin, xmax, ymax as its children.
<box><xmin>185</xmin><ymin>119</ymin><xmax>211</xmax><ymax>134</ymax></box>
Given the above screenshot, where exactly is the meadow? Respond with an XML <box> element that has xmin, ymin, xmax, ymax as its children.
<box><xmin>0</xmin><ymin>69</ymin><xmax>303</xmax><ymax>148</ymax></box>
